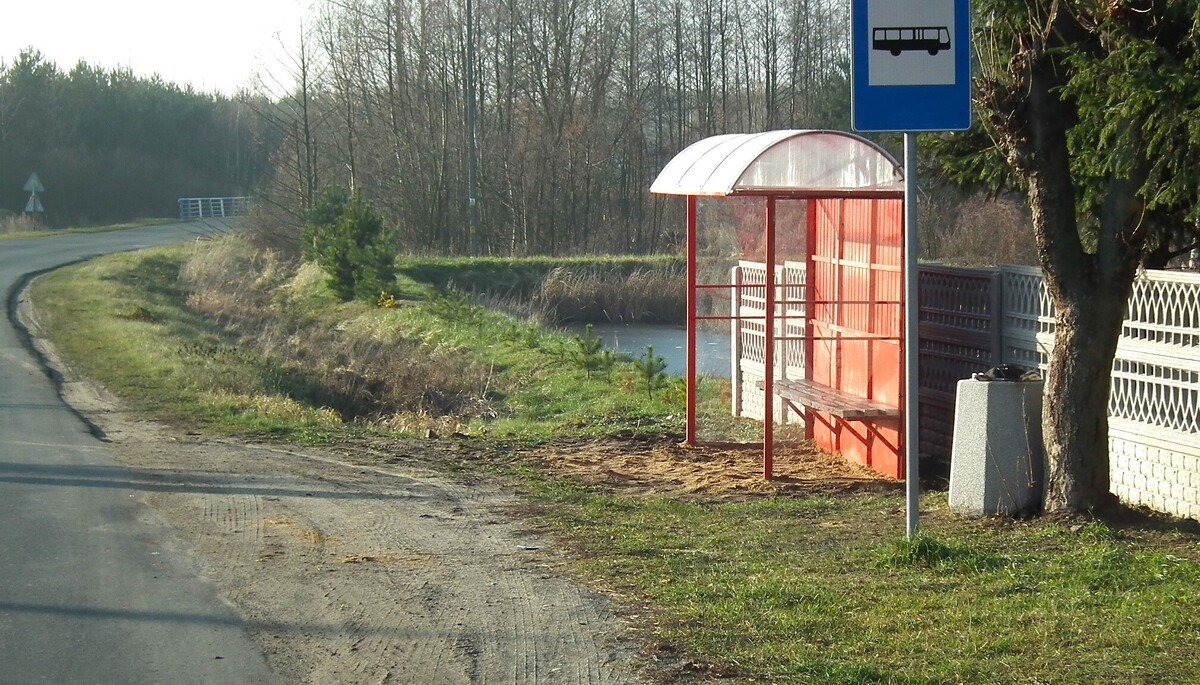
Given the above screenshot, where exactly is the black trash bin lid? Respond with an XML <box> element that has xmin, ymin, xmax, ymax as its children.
<box><xmin>972</xmin><ymin>363</ymin><xmax>1042</xmax><ymax>382</ymax></box>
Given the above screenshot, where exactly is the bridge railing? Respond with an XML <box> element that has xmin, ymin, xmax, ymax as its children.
<box><xmin>177</xmin><ymin>197</ymin><xmax>252</xmax><ymax>220</ymax></box>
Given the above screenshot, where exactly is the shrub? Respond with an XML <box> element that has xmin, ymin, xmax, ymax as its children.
<box><xmin>301</xmin><ymin>188</ymin><xmax>397</xmax><ymax>301</ymax></box>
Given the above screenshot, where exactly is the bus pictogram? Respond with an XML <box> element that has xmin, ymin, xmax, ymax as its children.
<box><xmin>872</xmin><ymin>26</ymin><xmax>951</xmax><ymax>56</ymax></box>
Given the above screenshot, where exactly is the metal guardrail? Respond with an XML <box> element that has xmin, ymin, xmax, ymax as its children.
<box><xmin>178</xmin><ymin>197</ymin><xmax>252</xmax><ymax>220</ymax></box>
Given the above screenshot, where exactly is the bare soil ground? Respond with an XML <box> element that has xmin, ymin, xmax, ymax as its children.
<box><xmin>517</xmin><ymin>437</ymin><xmax>898</xmax><ymax>499</ymax></box>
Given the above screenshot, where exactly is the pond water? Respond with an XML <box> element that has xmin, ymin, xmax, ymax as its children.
<box><xmin>566</xmin><ymin>323</ymin><xmax>731</xmax><ymax>378</ymax></box>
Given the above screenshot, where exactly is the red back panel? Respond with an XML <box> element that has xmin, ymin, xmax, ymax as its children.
<box><xmin>806</xmin><ymin>198</ymin><xmax>904</xmax><ymax>479</ymax></box>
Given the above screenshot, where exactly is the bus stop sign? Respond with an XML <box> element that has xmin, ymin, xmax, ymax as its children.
<box><xmin>851</xmin><ymin>0</ymin><xmax>972</xmax><ymax>133</ymax></box>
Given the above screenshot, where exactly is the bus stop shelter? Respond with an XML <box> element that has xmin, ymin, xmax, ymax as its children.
<box><xmin>651</xmin><ymin>130</ymin><xmax>908</xmax><ymax>480</ymax></box>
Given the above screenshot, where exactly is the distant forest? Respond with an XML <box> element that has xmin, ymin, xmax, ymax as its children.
<box><xmin>257</xmin><ymin>0</ymin><xmax>855</xmax><ymax>256</ymax></box>
<box><xmin>0</xmin><ymin>50</ymin><xmax>270</xmax><ymax>226</ymax></box>
<box><xmin>2</xmin><ymin>1</ymin><xmax>888</xmax><ymax>256</ymax></box>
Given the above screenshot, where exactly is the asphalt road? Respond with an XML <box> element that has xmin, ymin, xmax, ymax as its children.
<box><xmin>0</xmin><ymin>220</ymin><xmax>277</xmax><ymax>684</ymax></box>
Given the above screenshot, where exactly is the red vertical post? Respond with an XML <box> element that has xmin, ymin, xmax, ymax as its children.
<box><xmin>763</xmin><ymin>197</ymin><xmax>777</xmax><ymax>479</ymax></box>
<box><xmin>804</xmin><ymin>200</ymin><xmax>818</xmax><ymax>441</ymax></box>
<box><xmin>685</xmin><ymin>195</ymin><xmax>698</xmax><ymax>447</ymax></box>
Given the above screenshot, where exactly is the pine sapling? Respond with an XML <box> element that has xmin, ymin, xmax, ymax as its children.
<box><xmin>599</xmin><ymin>349</ymin><xmax>616</xmax><ymax>381</ymax></box>
<box><xmin>572</xmin><ymin>323</ymin><xmax>605</xmax><ymax>379</ymax></box>
<box><xmin>634</xmin><ymin>344</ymin><xmax>668</xmax><ymax>399</ymax></box>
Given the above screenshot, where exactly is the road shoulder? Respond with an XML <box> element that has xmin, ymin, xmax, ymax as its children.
<box><xmin>20</xmin><ymin>282</ymin><xmax>643</xmax><ymax>685</ymax></box>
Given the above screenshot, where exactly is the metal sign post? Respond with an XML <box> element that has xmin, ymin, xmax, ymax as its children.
<box><xmin>851</xmin><ymin>0</ymin><xmax>972</xmax><ymax>538</ymax></box>
<box><xmin>23</xmin><ymin>172</ymin><xmax>45</xmax><ymax>214</ymax></box>
<box><xmin>903</xmin><ymin>134</ymin><xmax>920</xmax><ymax>539</ymax></box>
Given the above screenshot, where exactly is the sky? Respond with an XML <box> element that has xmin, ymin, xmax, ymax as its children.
<box><xmin>1</xmin><ymin>0</ymin><xmax>315</xmax><ymax>95</ymax></box>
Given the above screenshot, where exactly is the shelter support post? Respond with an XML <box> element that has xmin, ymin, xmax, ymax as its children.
<box><xmin>686</xmin><ymin>196</ymin><xmax>698</xmax><ymax>446</ymax></box>
<box><xmin>903</xmin><ymin>133</ymin><xmax>920</xmax><ymax>538</ymax></box>
<box><xmin>764</xmin><ymin>197</ymin><xmax>777</xmax><ymax>479</ymax></box>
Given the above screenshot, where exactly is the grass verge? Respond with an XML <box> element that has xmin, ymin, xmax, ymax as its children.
<box><xmin>0</xmin><ymin>217</ymin><xmax>175</xmax><ymax>240</ymax></box>
<box><xmin>32</xmin><ymin>242</ymin><xmax>689</xmax><ymax>442</ymax></box>
<box><xmin>30</xmin><ymin>243</ymin><xmax>1200</xmax><ymax>684</ymax></box>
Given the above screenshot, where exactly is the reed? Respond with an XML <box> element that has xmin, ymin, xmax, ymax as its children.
<box><xmin>529</xmin><ymin>265</ymin><xmax>685</xmax><ymax>324</ymax></box>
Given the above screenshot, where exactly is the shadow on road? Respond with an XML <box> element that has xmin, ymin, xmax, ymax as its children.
<box><xmin>0</xmin><ymin>460</ymin><xmax>415</xmax><ymax>501</ymax></box>
<box><xmin>0</xmin><ymin>601</ymin><xmax>413</xmax><ymax>638</ymax></box>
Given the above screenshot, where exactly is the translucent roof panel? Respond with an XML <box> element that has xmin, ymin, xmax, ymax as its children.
<box><xmin>650</xmin><ymin>130</ymin><xmax>903</xmax><ymax>197</ymax></box>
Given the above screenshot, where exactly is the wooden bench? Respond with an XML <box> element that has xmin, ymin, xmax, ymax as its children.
<box><xmin>756</xmin><ymin>378</ymin><xmax>901</xmax><ymax>420</ymax></box>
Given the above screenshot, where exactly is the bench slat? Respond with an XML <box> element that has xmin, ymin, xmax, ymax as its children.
<box><xmin>755</xmin><ymin>378</ymin><xmax>900</xmax><ymax>419</ymax></box>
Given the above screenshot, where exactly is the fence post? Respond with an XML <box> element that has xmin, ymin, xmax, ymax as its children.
<box><xmin>989</xmin><ymin>269</ymin><xmax>1003</xmax><ymax>366</ymax></box>
<box><xmin>775</xmin><ymin>262</ymin><xmax>787</xmax><ymax>424</ymax></box>
<box><xmin>731</xmin><ymin>264</ymin><xmax>743</xmax><ymax>417</ymax></box>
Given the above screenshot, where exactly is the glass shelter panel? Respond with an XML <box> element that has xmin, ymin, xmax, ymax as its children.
<box><xmin>735</xmin><ymin>133</ymin><xmax>903</xmax><ymax>194</ymax></box>
<box><xmin>695</xmin><ymin>197</ymin><xmax>765</xmax><ymax>444</ymax></box>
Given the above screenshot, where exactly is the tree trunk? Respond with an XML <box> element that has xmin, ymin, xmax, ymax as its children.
<box><xmin>1009</xmin><ymin>25</ymin><xmax>1140</xmax><ymax>514</ymax></box>
<box><xmin>1041</xmin><ymin>295</ymin><xmax>1125</xmax><ymax>512</ymax></box>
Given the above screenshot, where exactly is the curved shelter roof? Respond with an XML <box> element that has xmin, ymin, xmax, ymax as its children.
<box><xmin>650</xmin><ymin>130</ymin><xmax>903</xmax><ymax>198</ymax></box>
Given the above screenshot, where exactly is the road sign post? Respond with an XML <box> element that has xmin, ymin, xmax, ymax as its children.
<box><xmin>23</xmin><ymin>172</ymin><xmax>45</xmax><ymax>215</ymax></box>
<box><xmin>851</xmin><ymin>0</ymin><xmax>972</xmax><ymax>539</ymax></box>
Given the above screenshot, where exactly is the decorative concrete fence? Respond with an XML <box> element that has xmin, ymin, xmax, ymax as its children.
<box><xmin>177</xmin><ymin>197</ymin><xmax>252</xmax><ymax>220</ymax></box>
<box><xmin>731</xmin><ymin>261</ymin><xmax>1200</xmax><ymax>520</ymax></box>
<box><xmin>998</xmin><ymin>266</ymin><xmax>1200</xmax><ymax>520</ymax></box>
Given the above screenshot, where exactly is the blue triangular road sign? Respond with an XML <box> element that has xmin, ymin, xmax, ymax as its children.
<box><xmin>23</xmin><ymin>173</ymin><xmax>44</xmax><ymax>193</ymax></box>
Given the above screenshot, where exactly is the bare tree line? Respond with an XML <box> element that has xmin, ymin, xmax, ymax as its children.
<box><xmin>255</xmin><ymin>0</ymin><xmax>851</xmax><ymax>256</ymax></box>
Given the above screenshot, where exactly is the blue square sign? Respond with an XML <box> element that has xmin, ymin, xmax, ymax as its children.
<box><xmin>852</xmin><ymin>0</ymin><xmax>972</xmax><ymax>132</ymax></box>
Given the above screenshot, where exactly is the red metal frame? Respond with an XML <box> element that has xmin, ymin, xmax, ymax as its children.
<box><xmin>763</xmin><ymin>197</ymin><xmax>777</xmax><ymax>479</ymax></box>
<box><xmin>685</xmin><ymin>196</ymin><xmax>698</xmax><ymax>446</ymax></box>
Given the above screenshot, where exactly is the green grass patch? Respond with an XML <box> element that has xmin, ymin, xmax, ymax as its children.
<box><xmin>32</xmin><ymin>249</ymin><xmax>344</xmax><ymax>441</ymax></box>
<box><xmin>0</xmin><ymin>217</ymin><xmax>175</xmax><ymax>240</ymax></box>
<box><xmin>526</xmin><ymin>481</ymin><xmax>1200</xmax><ymax>684</ymax></box>
<box><xmin>32</xmin><ymin>244</ymin><xmax>688</xmax><ymax>442</ymax></box>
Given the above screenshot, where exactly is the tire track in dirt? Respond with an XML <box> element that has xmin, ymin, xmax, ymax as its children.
<box><xmin>202</xmin><ymin>492</ymin><xmax>264</xmax><ymax>560</ymax></box>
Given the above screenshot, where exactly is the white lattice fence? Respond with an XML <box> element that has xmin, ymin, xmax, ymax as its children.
<box><xmin>1001</xmin><ymin>268</ymin><xmax>1200</xmax><ymax>520</ymax></box>
<box><xmin>730</xmin><ymin>261</ymin><xmax>806</xmax><ymax>424</ymax></box>
<box><xmin>1000</xmin><ymin>266</ymin><xmax>1055</xmax><ymax>368</ymax></box>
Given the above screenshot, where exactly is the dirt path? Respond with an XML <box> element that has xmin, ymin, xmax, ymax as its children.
<box><xmin>21</xmin><ymin>293</ymin><xmax>642</xmax><ymax>684</ymax></box>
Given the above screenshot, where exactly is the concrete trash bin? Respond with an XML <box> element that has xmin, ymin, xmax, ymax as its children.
<box><xmin>949</xmin><ymin>376</ymin><xmax>1045</xmax><ymax>517</ymax></box>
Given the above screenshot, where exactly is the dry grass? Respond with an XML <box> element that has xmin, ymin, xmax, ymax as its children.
<box><xmin>0</xmin><ymin>212</ymin><xmax>45</xmax><ymax>234</ymax></box>
<box><xmin>923</xmin><ymin>194</ymin><xmax>1038</xmax><ymax>267</ymax></box>
<box><xmin>529</xmin><ymin>265</ymin><xmax>685</xmax><ymax>324</ymax></box>
<box><xmin>178</xmin><ymin>240</ymin><xmax>494</xmax><ymax>423</ymax></box>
